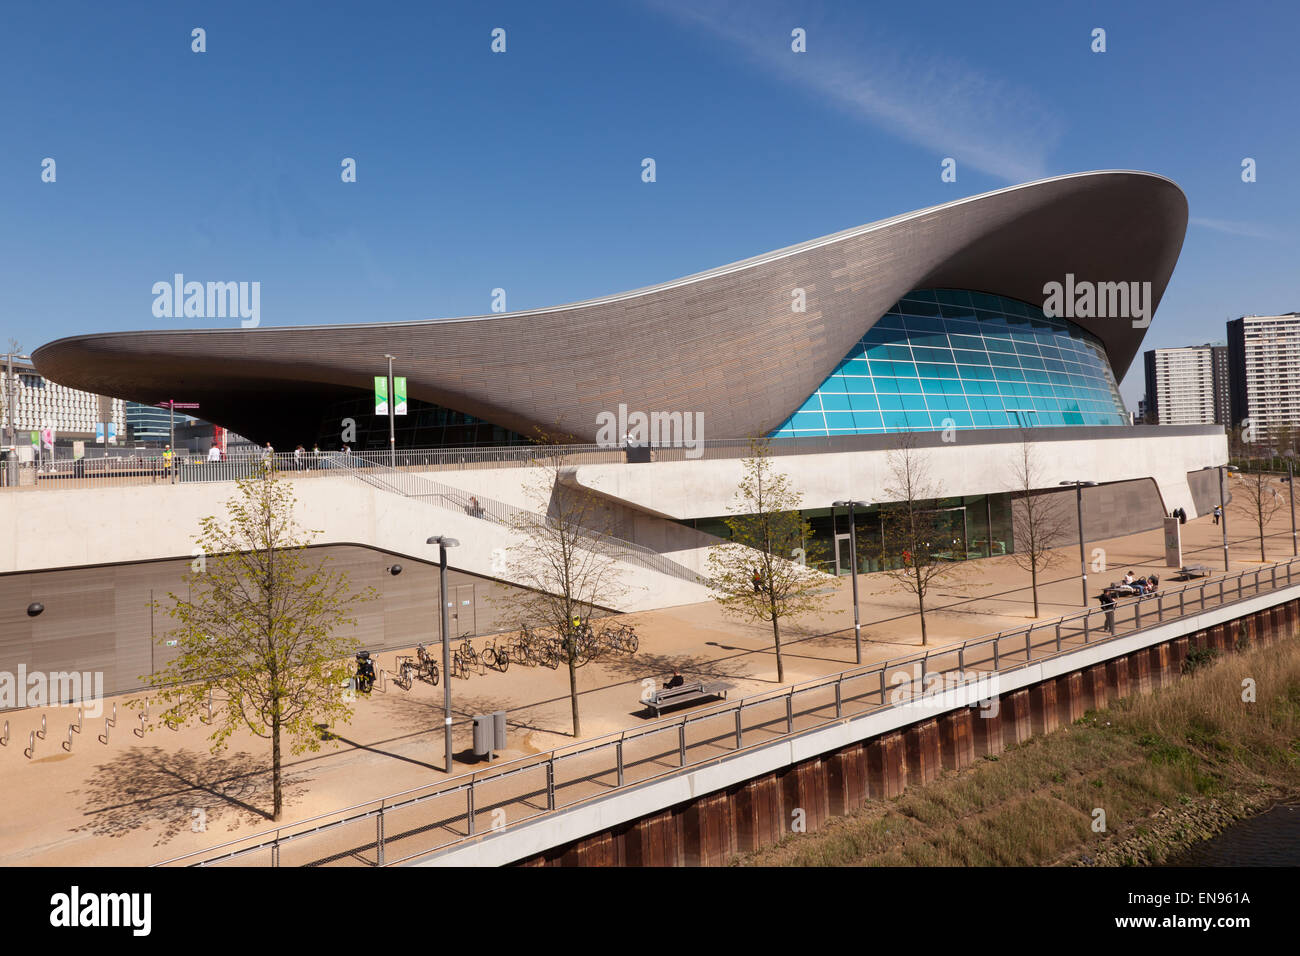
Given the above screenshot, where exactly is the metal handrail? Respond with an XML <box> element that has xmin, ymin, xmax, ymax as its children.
<box><xmin>153</xmin><ymin>552</ymin><xmax>1300</xmax><ymax>867</ymax></box>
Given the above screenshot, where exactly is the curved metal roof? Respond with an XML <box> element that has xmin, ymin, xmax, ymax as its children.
<box><xmin>33</xmin><ymin>170</ymin><xmax>1186</xmax><ymax>444</ymax></box>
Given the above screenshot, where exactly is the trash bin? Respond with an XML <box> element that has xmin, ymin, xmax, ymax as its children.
<box><xmin>472</xmin><ymin>714</ymin><xmax>493</xmax><ymax>758</ymax></box>
<box><xmin>493</xmin><ymin>710</ymin><xmax>507</xmax><ymax>751</ymax></box>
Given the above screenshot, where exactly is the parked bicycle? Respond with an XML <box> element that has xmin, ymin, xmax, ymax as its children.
<box><xmin>481</xmin><ymin>636</ymin><xmax>510</xmax><ymax>673</ymax></box>
<box><xmin>393</xmin><ymin>655</ymin><xmax>415</xmax><ymax>691</ymax></box>
<box><xmin>606</xmin><ymin>622</ymin><xmax>639</xmax><ymax>655</ymax></box>
<box><xmin>453</xmin><ymin>638</ymin><xmax>481</xmax><ymax>678</ymax></box>
<box><xmin>416</xmin><ymin>642</ymin><xmax>439</xmax><ymax>685</ymax></box>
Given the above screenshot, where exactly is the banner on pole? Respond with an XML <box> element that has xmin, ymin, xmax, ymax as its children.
<box><xmin>374</xmin><ymin>376</ymin><xmax>388</xmax><ymax>416</ymax></box>
<box><xmin>41</xmin><ymin>427</ymin><xmax>54</xmax><ymax>450</ymax></box>
<box><xmin>394</xmin><ymin>377</ymin><xmax>407</xmax><ymax>416</ymax></box>
<box><xmin>95</xmin><ymin>422</ymin><xmax>118</xmax><ymax>444</ymax></box>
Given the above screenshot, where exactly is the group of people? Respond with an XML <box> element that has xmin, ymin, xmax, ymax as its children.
<box><xmin>1170</xmin><ymin>506</ymin><xmax>1188</xmax><ymax>524</ymax></box>
<box><xmin>1096</xmin><ymin>570</ymin><xmax>1161</xmax><ymax>633</ymax></box>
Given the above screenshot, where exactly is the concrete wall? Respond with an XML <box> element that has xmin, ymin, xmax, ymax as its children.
<box><xmin>0</xmin><ymin>544</ymin><xmax>525</xmax><ymax>702</ymax></box>
<box><xmin>0</xmin><ymin>474</ymin><xmax>714</xmax><ymax>612</ymax></box>
<box><xmin>568</xmin><ymin>429</ymin><xmax>1226</xmax><ymax>523</ymax></box>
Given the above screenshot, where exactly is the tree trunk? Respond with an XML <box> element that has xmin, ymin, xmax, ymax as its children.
<box><xmin>1030</xmin><ymin>563</ymin><xmax>1039</xmax><ymax>618</ymax></box>
<box><xmin>272</xmin><ymin>708</ymin><xmax>282</xmax><ymax>820</ymax></box>
<box><xmin>568</xmin><ymin>649</ymin><xmax>581</xmax><ymax>738</ymax></box>
<box><xmin>771</xmin><ymin>612</ymin><xmax>784</xmax><ymax>684</ymax></box>
<box><xmin>917</xmin><ymin>590</ymin><xmax>928</xmax><ymax>646</ymax></box>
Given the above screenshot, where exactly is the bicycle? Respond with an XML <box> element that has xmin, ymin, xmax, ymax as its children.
<box><xmin>510</xmin><ymin>628</ymin><xmax>535</xmax><ymax>667</ymax></box>
<box><xmin>453</xmin><ymin>638</ymin><xmax>481</xmax><ymax>677</ymax></box>
<box><xmin>394</xmin><ymin>655</ymin><xmax>415</xmax><ymax>691</ymax></box>
<box><xmin>481</xmin><ymin>636</ymin><xmax>510</xmax><ymax>673</ymax></box>
<box><xmin>415</xmin><ymin>642</ymin><xmax>439</xmax><ymax>686</ymax></box>
<box><xmin>611</xmin><ymin>622</ymin><xmax>639</xmax><ymax>655</ymax></box>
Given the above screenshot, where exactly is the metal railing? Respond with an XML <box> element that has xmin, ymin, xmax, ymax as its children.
<box><xmin>153</xmin><ymin>553</ymin><xmax>1300</xmax><ymax>868</ymax></box>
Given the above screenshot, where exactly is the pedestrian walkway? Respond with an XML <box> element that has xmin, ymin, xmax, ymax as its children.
<box><xmin>0</xmin><ymin>506</ymin><xmax>1292</xmax><ymax>866</ymax></box>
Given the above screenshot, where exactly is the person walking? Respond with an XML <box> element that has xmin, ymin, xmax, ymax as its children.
<box><xmin>1099</xmin><ymin>589</ymin><xmax>1116</xmax><ymax>634</ymax></box>
<box><xmin>1213</xmin><ymin>505</ymin><xmax>1222</xmax><ymax>525</ymax></box>
<box><xmin>207</xmin><ymin>443</ymin><xmax>220</xmax><ymax>463</ymax></box>
<box><xmin>294</xmin><ymin>444</ymin><xmax>304</xmax><ymax>469</ymax></box>
<box><xmin>752</xmin><ymin>567</ymin><xmax>763</xmax><ymax>593</ymax></box>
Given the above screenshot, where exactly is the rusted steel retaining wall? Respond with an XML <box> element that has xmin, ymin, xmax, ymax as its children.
<box><xmin>515</xmin><ymin>599</ymin><xmax>1295</xmax><ymax>866</ymax></box>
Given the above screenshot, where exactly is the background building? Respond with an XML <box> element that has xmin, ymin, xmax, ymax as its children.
<box><xmin>1142</xmin><ymin>343</ymin><xmax>1230</xmax><ymax>426</ymax></box>
<box><xmin>1227</xmin><ymin>313</ymin><xmax>1300</xmax><ymax>445</ymax></box>
<box><xmin>2</xmin><ymin>356</ymin><xmax>125</xmax><ymax>454</ymax></box>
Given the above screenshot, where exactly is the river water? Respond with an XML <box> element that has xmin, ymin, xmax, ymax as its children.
<box><xmin>1164</xmin><ymin>804</ymin><xmax>1300</xmax><ymax>866</ymax></box>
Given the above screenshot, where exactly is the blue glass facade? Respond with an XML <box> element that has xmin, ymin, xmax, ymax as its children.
<box><xmin>771</xmin><ymin>289</ymin><xmax>1128</xmax><ymax>436</ymax></box>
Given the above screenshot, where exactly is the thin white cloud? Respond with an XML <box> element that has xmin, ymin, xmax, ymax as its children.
<box><xmin>1189</xmin><ymin>217</ymin><xmax>1285</xmax><ymax>241</ymax></box>
<box><xmin>646</xmin><ymin>0</ymin><xmax>1064</xmax><ymax>182</ymax></box>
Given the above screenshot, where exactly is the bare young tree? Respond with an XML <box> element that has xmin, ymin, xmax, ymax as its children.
<box><xmin>706</xmin><ymin>438</ymin><xmax>833</xmax><ymax>684</ymax></box>
<box><xmin>499</xmin><ymin>441</ymin><xmax>630</xmax><ymax>738</ymax></box>
<box><xmin>880</xmin><ymin>431</ymin><xmax>962</xmax><ymax>646</ymax></box>
<box><xmin>1008</xmin><ymin>435</ymin><xmax>1073</xmax><ymax>617</ymax></box>
<box><xmin>1232</xmin><ymin>462</ymin><xmax>1285</xmax><ymax>562</ymax></box>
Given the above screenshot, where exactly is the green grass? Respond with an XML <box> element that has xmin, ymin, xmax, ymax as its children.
<box><xmin>735</xmin><ymin>634</ymin><xmax>1300</xmax><ymax>867</ymax></box>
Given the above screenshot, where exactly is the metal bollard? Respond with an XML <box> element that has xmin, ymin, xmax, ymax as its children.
<box><xmin>102</xmin><ymin>718</ymin><xmax>110</xmax><ymax>745</ymax></box>
<box><xmin>38</xmin><ymin>714</ymin><xmax>46</xmax><ymax>740</ymax></box>
<box><xmin>546</xmin><ymin>760</ymin><xmax>555</xmax><ymax>810</ymax></box>
<box><xmin>466</xmin><ymin>786</ymin><xmax>476</xmax><ymax>836</ymax></box>
<box><xmin>376</xmin><ymin>809</ymin><xmax>386</xmax><ymax>865</ymax></box>
<box><xmin>834</xmin><ymin>680</ymin><xmax>842</xmax><ymax>718</ymax></box>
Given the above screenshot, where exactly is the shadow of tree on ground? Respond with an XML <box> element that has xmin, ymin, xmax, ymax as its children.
<box><xmin>72</xmin><ymin>745</ymin><xmax>309</xmax><ymax>847</ymax></box>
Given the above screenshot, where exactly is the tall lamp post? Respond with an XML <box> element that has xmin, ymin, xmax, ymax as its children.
<box><xmin>1059</xmin><ymin>480</ymin><xmax>1098</xmax><ymax>606</ymax></box>
<box><xmin>384</xmin><ymin>354</ymin><xmax>397</xmax><ymax>469</ymax></box>
<box><xmin>1288</xmin><ymin>459</ymin><xmax>1297</xmax><ymax>557</ymax></box>
<box><xmin>427</xmin><ymin>535</ymin><xmax>459</xmax><ymax>772</ymax></box>
<box><xmin>833</xmin><ymin>499</ymin><xmax>870</xmax><ymax>664</ymax></box>
<box><xmin>1205</xmin><ymin>464</ymin><xmax>1239</xmax><ymax>570</ymax></box>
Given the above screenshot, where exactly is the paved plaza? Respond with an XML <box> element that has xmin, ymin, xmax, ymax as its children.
<box><xmin>1</xmin><ymin>504</ymin><xmax>1293</xmax><ymax>866</ymax></box>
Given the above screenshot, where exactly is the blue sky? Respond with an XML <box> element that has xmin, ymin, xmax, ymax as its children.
<box><xmin>2</xmin><ymin>0</ymin><xmax>1297</xmax><ymax>409</ymax></box>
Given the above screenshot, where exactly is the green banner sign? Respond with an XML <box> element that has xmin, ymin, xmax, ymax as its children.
<box><xmin>375</xmin><ymin>376</ymin><xmax>408</xmax><ymax>416</ymax></box>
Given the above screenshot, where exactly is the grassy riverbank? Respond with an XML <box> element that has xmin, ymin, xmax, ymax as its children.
<box><xmin>735</xmin><ymin>633</ymin><xmax>1300</xmax><ymax>866</ymax></box>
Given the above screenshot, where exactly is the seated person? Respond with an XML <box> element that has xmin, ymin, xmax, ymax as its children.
<box><xmin>1123</xmin><ymin>571</ymin><xmax>1135</xmax><ymax>586</ymax></box>
<box><xmin>663</xmin><ymin>669</ymin><xmax>685</xmax><ymax>690</ymax></box>
<box><xmin>1148</xmin><ymin>573</ymin><xmax>1159</xmax><ymax>591</ymax></box>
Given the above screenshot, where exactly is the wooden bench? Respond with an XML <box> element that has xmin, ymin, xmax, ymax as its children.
<box><xmin>1177</xmin><ymin>564</ymin><xmax>1210</xmax><ymax>581</ymax></box>
<box><xmin>641</xmin><ymin>681</ymin><xmax>728</xmax><ymax>717</ymax></box>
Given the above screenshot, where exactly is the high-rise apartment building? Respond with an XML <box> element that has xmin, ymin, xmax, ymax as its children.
<box><xmin>1142</xmin><ymin>343</ymin><xmax>1230</xmax><ymax>425</ymax></box>
<box><xmin>1227</xmin><ymin>314</ymin><xmax>1300</xmax><ymax>442</ymax></box>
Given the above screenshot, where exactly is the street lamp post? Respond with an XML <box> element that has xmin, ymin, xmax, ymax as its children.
<box><xmin>427</xmin><ymin>535</ymin><xmax>459</xmax><ymax>772</ymax></box>
<box><xmin>384</xmin><ymin>355</ymin><xmax>397</xmax><ymax>469</ymax></box>
<box><xmin>1059</xmin><ymin>480</ymin><xmax>1098</xmax><ymax>606</ymax></box>
<box><xmin>1289</xmin><ymin>459</ymin><xmax>1297</xmax><ymax>557</ymax></box>
<box><xmin>833</xmin><ymin>499</ymin><xmax>870</xmax><ymax>664</ymax></box>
